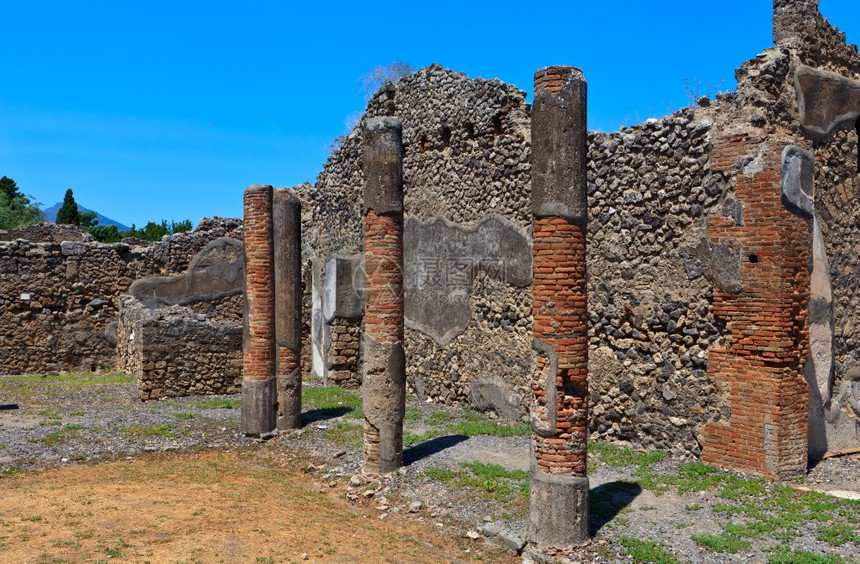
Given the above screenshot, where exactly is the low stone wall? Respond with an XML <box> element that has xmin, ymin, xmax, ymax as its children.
<box><xmin>0</xmin><ymin>218</ymin><xmax>242</xmax><ymax>374</ymax></box>
<box><xmin>116</xmin><ymin>296</ymin><xmax>242</xmax><ymax>400</ymax></box>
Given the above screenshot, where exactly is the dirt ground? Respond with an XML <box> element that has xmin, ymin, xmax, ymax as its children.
<box><xmin>0</xmin><ymin>447</ymin><xmax>518</xmax><ymax>564</ymax></box>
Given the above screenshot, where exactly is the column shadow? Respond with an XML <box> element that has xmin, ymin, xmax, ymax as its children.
<box><xmin>589</xmin><ymin>480</ymin><xmax>642</xmax><ymax>534</ymax></box>
<box><xmin>404</xmin><ymin>434</ymin><xmax>469</xmax><ymax>465</ymax></box>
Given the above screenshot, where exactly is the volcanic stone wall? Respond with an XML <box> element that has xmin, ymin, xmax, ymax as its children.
<box><xmin>116</xmin><ymin>295</ymin><xmax>243</xmax><ymax>400</ymax></box>
<box><xmin>0</xmin><ymin>218</ymin><xmax>243</xmax><ymax>374</ymax></box>
<box><xmin>296</xmin><ymin>65</ymin><xmax>534</xmax><ymax>409</ymax></box>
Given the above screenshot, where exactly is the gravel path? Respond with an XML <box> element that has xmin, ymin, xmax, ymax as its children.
<box><xmin>2</xmin><ymin>374</ymin><xmax>858</xmax><ymax>563</ymax></box>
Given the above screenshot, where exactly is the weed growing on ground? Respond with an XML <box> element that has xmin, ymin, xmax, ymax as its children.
<box><xmin>37</xmin><ymin>425</ymin><xmax>84</xmax><ymax>447</ymax></box>
<box><xmin>424</xmin><ymin>461</ymin><xmax>528</xmax><ymax>511</ymax></box>
<box><xmin>119</xmin><ymin>424</ymin><xmax>178</xmax><ymax>441</ymax></box>
<box><xmin>691</xmin><ymin>530</ymin><xmax>752</xmax><ymax>553</ymax></box>
<box><xmin>619</xmin><ymin>536</ymin><xmax>680</xmax><ymax>564</ymax></box>
<box><xmin>5</xmin><ymin>372</ymin><xmax>136</xmax><ymax>385</ymax></box>
<box><xmin>816</xmin><ymin>523</ymin><xmax>859</xmax><ymax>546</ymax></box>
<box><xmin>322</xmin><ymin>422</ymin><xmax>362</xmax><ymax>447</ymax></box>
<box><xmin>765</xmin><ymin>544</ymin><xmax>856</xmax><ymax>564</ymax></box>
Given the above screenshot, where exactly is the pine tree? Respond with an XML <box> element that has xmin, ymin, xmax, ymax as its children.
<box><xmin>56</xmin><ymin>188</ymin><xmax>80</xmax><ymax>225</ymax></box>
<box><xmin>0</xmin><ymin>176</ymin><xmax>19</xmax><ymax>200</ymax></box>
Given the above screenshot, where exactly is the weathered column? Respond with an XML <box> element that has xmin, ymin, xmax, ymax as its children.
<box><xmin>528</xmin><ymin>66</ymin><xmax>590</xmax><ymax>551</ymax></box>
<box><xmin>273</xmin><ymin>188</ymin><xmax>302</xmax><ymax>429</ymax></box>
<box><xmin>361</xmin><ymin>117</ymin><xmax>406</xmax><ymax>474</ymax></box>
<box><xmin>241</xmin><ymin>184</ymin><xmax>277</xmax><ymax>435</ymax></box>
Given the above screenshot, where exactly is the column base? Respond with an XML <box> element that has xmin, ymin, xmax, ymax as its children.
<box><xmin>529</xmin><ymin>468</ymin><xmax>590</xmax><ymax>549</ymax></box>
<box><xmin>240</xmin><ymin>376</ymin><xmax>277</xmax><ymax>436</ymax></box>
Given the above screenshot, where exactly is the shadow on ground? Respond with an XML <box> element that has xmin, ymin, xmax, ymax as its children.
<box><xmin>404</xmin><ymin>434</ymin><xmax>470</xmax><ymax>465</ymax></box>
<box><xmin>590</xmin><ymin>480</ymin><xmax>642</xmax><ymax>533</ymax></box>
<box><xmin>302</xmin><ymin>407</ymin><xmax>352</xmax><ymax>423</ymax></box>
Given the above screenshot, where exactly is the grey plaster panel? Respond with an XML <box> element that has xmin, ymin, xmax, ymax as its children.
<box><xmin>323</xmin><ymin>255</ymin><xmax>363</xmax><ymax>322</ymax></box>
<box><xmin>796</xmin><ymin>65</ymin><xmax>860</xmax><ymax>140</ymax></box>
<box><xmin>129</xmin><ymin>237</ymin><xmax>244</xmax><ymax>308</ymax></box>
<box><xmin>403</xmin><ymin>214</ymin><xmax>531</xmax><ymax>345</ymax></box>
<box><xmin>679</xmin><ymin>237</ymin><xmax>743</xmax><ymax>294</ymax></box>
<box><xmin>781</xmin><ymin>145</ymin><xmax>815</xmax><ymax>220</ymax></box>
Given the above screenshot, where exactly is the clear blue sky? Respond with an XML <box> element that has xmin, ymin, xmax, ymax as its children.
<box><xmin>2</xmin><ymin>1</ymin><xmax>858</xmax><ymax>228</ymax></box>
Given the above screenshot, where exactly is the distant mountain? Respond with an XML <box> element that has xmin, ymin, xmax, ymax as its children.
<box><xmin>43</xmin><ymin>203</ymin><xmax>130</xmax><ymax>231</ymax></box>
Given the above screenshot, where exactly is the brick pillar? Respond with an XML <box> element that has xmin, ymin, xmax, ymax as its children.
<box><xmin>702</xmin><ymin>135</ymin><xmax>809</xmax><ymax>480</ymax></box>
<box><xmin>361</xmin><ymin>117</ymin><xmax>406</xmax><ymax>474</ymax></box>
<box><xmin>241</xmin><ymin>184</ymin><xmax>277</xmax><ymax>435</ymax></box>
<box><xmin>273</xmin><ymin>189</ymin><xmax>302</xmax><ymax>429</ymax></box>
<box><xmin>528</xmin><ymin>66</ymin><xmax>590</xmax><ymax>551</ymax></box>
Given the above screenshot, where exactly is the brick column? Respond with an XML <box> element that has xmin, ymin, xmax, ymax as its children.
<box><xmin>702</xmin><ymin>135</ymin><xmax>809</xmax><ymax>480</ymax></box>
<box><xmin>273</xmin><ymin>189</ymin><xmax>302</xmax><ymax>429</ymax></box>
<box><xmin>361</xmin><ymin>117</ymin><xmax>406</xmax><ymax>474</ymax></box>
<box><xmin>241</xmin><ymin>184</ymin><xmax>277</xmax><ymax>435</ymax></box>
<box><xmin>528</xmin><ymin>66</ymin><xmax>590</xmax><ymax>551</ymax></box>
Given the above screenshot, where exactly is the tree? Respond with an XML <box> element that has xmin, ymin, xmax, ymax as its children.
<box><xmin>0</xmin><ymin>176</ymin><xmax>19</xmax><ymax>200</ymax></box>
<box><xmin>0</xmin><ymin>176</ymin><xmax>45</xmax><ymax>230</ymax></box>
<box><xmin>56</xmin><ymin>188</ymin><xmax>80</xmax><ymax>225</ymax></box>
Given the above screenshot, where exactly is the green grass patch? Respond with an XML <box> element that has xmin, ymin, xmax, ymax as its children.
<box><xmin>5</xmin><ymin>372</ymin><xmax>135</xmax><ymax>385</ymax></box>
<box><xmin>424</xmin><ymin>461</ymin><xmax>528</xmax><ymax>507</ymax></box>
<box><xmin>302</xmin><ymin>386</ymin><xmax>363</xmax><ymax>419</ymax></box>
<box><xmin>38</xmin><ymin>424</ymin><xmax>85</xmax><ymax>446</ymax></box>
<box><xmin>322</xmin><ymin>422</ymin><xmax>362</xmax><ymax>448</ymax></box>
<box><xmin>426</xmin><ymin>411</ymin><xmax>455</xmax><ymax>426</ymax></box>
<box><xmin>766</xmin><ymin>544</ymin><xmax>857</xmax><ymax>564</ymax></box>
<box><xmin>619</xmin><ymin>536</ymin><xmax>680</xmax><ymax>564</ymax></box>
<box><xmin>691</xmin><ymin>530</ymin><xmax>752</xmax><ymax>553</ymax></box>
<box><xmin>817</xmin><ymin>523</ymin><xmax>859</xmax><ymax>546</ymax></box>
<box><xmin>119</xmin><ymin>423</ymin><xmax>178</xmax><ymax>441</ymax></box>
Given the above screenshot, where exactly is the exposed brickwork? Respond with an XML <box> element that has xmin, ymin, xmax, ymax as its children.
<box><xmin>242</xmin><ymin>186</ymin><xmax>276</xmax><ymax>382</ymax></box>
<box><xmin>533</xmin><ymin>66</ymin><xmax>574</xmax><ymax>98</ymax></box>
<box><xmin>363</xmin><ymin>210</ymin><xmax>404</xmax><ymax>345</ymax></box>
<box><xmin>702</xmin><ymin>134</ymin><xmax>810</xmax><ymax>479</ymax></box>
<box><xmin>363</xmin><ymin>208</ymin><xmax>404</xmax><ymax>473</ymax></box>
<box><xmin>532</xmin><ymin>217</ymin><xmax>589</xmax><ymax>475</ymax></box>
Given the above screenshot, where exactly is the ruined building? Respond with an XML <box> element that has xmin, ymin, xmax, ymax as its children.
<box><xmin>2</xmin><ymin>0</ymin><xmax>859</xmax><ymax>480</ymax></box>
<box><xmin>294</xmin><ymin>0</ymin><xmax>860</xmax><ymax>478</ymax></box>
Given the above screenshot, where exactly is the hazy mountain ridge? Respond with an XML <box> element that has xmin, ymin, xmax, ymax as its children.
<box><xmin>43</xmin><ymin>202</ymin><xmax>130</xmax><ymax>231</ymax></box>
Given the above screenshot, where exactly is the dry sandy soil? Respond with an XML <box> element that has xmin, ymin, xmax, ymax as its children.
<box><xmin>1</xmin><ymin>372</ymin><xmax>859</xmax><ymax>564</ymax></box>
<box><xmin>0</xmin><ymin>447</ymin><xmax>517</xmax><ymax>564</ymax></box>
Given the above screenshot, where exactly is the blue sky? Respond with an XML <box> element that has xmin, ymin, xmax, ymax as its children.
<box><xmin>2</xmin><ymin>1</ymin><xmax>858</xmax><ymax>228</ymax></box>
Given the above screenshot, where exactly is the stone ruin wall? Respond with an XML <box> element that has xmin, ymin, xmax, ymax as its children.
<box><xmin>116</xmin><ymin>296</ymin><xmax>243</xmax><ymax>400</ymax></box>
<box><xmin>0</xmin><ymin>218</ymin><xmax>243</xmax><ymax>375</ymax></box>
<box><xmin>296</xmin><ymin>65</ymin><xmax>535</xmax><ymax>413</ymax></box>
<box><xmin>299</xmin><ymin>2</ymin><xmax>860</xmax><ymax>457</ymax></box>
<box><xmin>298</xmin><ymin>65</ymin><xmax>730</xmax><ymax>453</ymax></box>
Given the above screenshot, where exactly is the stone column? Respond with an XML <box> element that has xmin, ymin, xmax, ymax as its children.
<box><xmin>241</xmin><ymin>184</ymin><xmax>277</xmax><ymax>435</ymax></box>
<box><xmin>361</xmin><ymin>117</ymin><xmax>406</xmax><ymax>474</ymax></box>
<box><xmin>273</xmin><ymin>188</ymin><xmax>302</xmax><ymax>430</ymax></box>
<box><xmin>528</xmin><ymin>66</ymin><xmax>590</xmax><ymax>551</ymax></box>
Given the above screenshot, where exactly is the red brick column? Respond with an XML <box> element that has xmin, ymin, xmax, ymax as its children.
<box><xmin>702</xmin><ymin>134</ymin><xmax>810</xmax><ymax>480</ymax></box>
<box><xmin>528</xmin><ymin>66</ymin><xmax>590</xmax><ymax>552</ymax></box>
<box><xmin>361</xmin><ymin>117</ymin><xmax>406</xmax><ymax>474</ymax></box>
<box><xmin>241</xmin><ymin>184</ymin><xmax>277</xmax><ymax>435</ymax></box>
